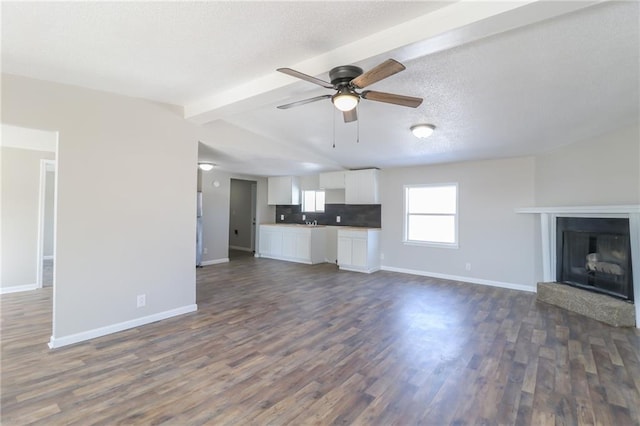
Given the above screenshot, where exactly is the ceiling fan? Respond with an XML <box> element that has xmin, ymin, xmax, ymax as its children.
<box><xmin>276</xmin><ymin>59</ymin><xmax>423</xmax><ymax>123</ymax></box>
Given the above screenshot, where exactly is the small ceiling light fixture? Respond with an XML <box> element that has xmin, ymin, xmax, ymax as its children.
<box><xmin>331</xmin><ymin>87</ymin><xmax>359</xmax><ymax>112</ymax></box>
<box><xmin>198</xmin><ymin>162</ymin><xmax>215</xmax><ymax>171</ymax></box>
<box><xmin>410</xmin><ymin>124</ymin><xmax>435</xmax><ymax>139</ymax></box>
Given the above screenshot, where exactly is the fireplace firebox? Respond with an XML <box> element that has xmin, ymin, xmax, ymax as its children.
<box><xmin>556</xmin><ymin>217</ymin><xmax>633</xmax><ymax>301</ymax></box>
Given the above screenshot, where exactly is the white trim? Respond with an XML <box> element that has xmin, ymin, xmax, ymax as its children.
<box><xmin>0</xmin><ymin>284</ymin><xmax>39</xmax><ymax>294</ymax></box>
<box><xmin>260</xmin><ymin>254</ymin><xmax>312</xmax><ymax>265</ymax></box>
<box><xmin>201</xmin><ymin>258</ymin><xmax>229</xmax><ymax>266</ymax></box>
<box><xmin>340</xmin><ymin>265</ymin><xmax>380</xmax><ymax>274</ymax></box>
<box><xmin>229</xmin><ymin>246</ymin><xmax>253</xmax><ymax>252</ymax></box>
<box><xmin>516</xmin><ymin>205</ymin><xmax>640</xmax><ymax>214</ymax></box>
<box><xmin>36</xmin><ymin>159</ymin><xmax>56</xmax><ymax>289</ymax></box>
<box><xmin>380</xmin><ymin>266</ymin><xmax>535</xmax><ymax>293</ymax></box>
<box><xmin>402</xmin><ymin>241</ymin><xmax>459</xmax><ymax>250</ymax></box>
<box><xmin>628</xmin><ymin>213</ymin><xmax>640</xmax><ymax>325</ymax></box>
<box><xmin>48</xmin><ymin>304</ymin><xmax>198</xmax><ymax>349</ymax></box>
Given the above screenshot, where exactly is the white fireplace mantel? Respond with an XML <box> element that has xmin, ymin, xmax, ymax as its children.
<box><xmin>516</xmin><ymin>205</ymin><xmax>640</xmax><ymax>327</ymax></box>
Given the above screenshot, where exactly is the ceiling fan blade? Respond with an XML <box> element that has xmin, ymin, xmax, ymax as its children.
<box><xmin>277</xmin><ymin>68</ymin><xmax>334</xmax><ymax>89</ymax></box>
<box><xmin>361</xmin><ymin>90</ymin><xmax>423</xmax><ymax>108</ymax></box>
<box><xmin>277</xmin><ymin>94</ymin><xmax>331</xmax><ymax>109</ymax></box>
<box><xmin>351</xmin><ymin>59</ymin><xmax>406</xmax><ymax>89</ymax></box>
<box><xmin>343</xmin><ymin>108</ymin><xmax>358</xmax><ymax>123</ymax></box>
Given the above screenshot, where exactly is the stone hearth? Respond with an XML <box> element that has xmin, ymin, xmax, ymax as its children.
<box><xmin>537</xmin><ymin>282</ymin><xmax>635</xmax><ymax>327</ymax></box>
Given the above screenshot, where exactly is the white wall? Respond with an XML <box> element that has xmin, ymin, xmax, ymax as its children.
<box><xmin>380</xmin><ymin>157</ymin><xmax>537</xmax><ymax>290</ymax></box>
<box><xmin>2</xmin><ymin>74</ymin><xmax>199</xmax><ymax>346</ymax></box>
<box><xmin>200</xmin><ymin>169</ymin><xmax>272</xmax><ymax>264</ymax></box>
<box><xmin>535</xmin><ymin>124</ymin><xmax>640</xmax><ymax>206</ymax></box>
<box><xmin>0</xmin><ymin>146</ymin><xmax>55</xmax><ymax>290</ymax></box>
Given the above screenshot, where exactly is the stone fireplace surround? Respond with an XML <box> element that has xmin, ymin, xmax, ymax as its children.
<box><xmin>516</xmin><ymin>205</ymin><xmax>640</xmax><ymax>327</ymax></box>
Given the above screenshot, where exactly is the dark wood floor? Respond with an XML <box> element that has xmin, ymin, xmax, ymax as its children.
<box><xmin>2</xmin><ymin>255</ymin><xmax>640</xmax><ymax>425</ymax></box>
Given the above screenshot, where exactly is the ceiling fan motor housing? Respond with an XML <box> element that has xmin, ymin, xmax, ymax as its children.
<box><xmin>329</xmin><ymin>65</ymin><xmax>363</xmax><ymax>87</ymax></box>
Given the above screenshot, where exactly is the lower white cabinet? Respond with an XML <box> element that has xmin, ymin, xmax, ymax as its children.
<box><xmin>259</xmin><ymin>225</ymin><xmax>325</xmax><ymax>264</ymax></box>
<box><xmin>337</xmin><ymin>228</ymin><xmax>380</xmax><ymax>273</ymax></box>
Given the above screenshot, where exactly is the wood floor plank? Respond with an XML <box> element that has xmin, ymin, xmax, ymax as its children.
<box><xmin>2</xmin><ymin>255</ymin><xmax>639</xmax><ymax>424</ymax></box>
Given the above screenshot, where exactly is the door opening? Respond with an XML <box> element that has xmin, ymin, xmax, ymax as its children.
<box><xmin>228</xmin><ymin>179</ymin><xmax>257</xmax><ymax>260</ymax></box>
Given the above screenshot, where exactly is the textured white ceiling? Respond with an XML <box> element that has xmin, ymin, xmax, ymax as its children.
<box><xmin>2</xmin><ymin>1</ymin><xmax>638</xmax><ymax>176</ymax></box>
<box><xmin>1</xmin><ymin>1</ymin><xmax>447</xmax><ymax>105</ymax></box>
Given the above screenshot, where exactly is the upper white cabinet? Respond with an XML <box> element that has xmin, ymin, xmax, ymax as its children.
<box><xmin>345</xmin><ymin>169</ymin><xmax>379</xmax><ymax>204</ymax></box>
<box><xmin>319</xmin><ymin>171</ymin><xmax>346</xmax><ymax>189</ymax></box>
<box><xmin>268</xmin><ymin>176</ymin><xmax>300</xmax><ymax>205</ymax></box>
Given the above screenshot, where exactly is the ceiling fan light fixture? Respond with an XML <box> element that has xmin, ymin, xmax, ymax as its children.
<box><xmin>198</xmin><ymin>162</ymin><xmax>215</xmax><ymax>171</ymax></box>
<box><xmin>331</xmin><ymin>89</ymin><xmax>359</xmax><ymax>112</ymax></box>
<box><xmin>410</xmin><ymin>124</ymin><xmax>435</xmax><ymax>139</ymax></box>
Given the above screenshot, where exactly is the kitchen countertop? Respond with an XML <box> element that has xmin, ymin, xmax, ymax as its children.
<box><xmin>260</xmin><ymin>223</ymin><xmax>326</xmax><ymax>228</ymax></box>
<box><xmin>261</xmin><ymin>224</ymin><xmax>380</xmax><ymax>230</ymax></box>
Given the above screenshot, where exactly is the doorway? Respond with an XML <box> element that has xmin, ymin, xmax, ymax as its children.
<box><xmin>0</xmin><ymin>124</ymin><xmax>57</xmax><ymax>294</ymax></box>
<box><xmin>228</xmin><ymin>179</ymin><xmax>257</xmax><ymax>260</ymax></box>
<box><xmin>38</xmin><ymin>160</ymin><xmax>56</xmax><ymax>288</ymax></box>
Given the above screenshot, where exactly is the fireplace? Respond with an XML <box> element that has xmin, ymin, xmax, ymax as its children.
<box><xmin>556</xmin><ymin>217</ymin><xmax>633</xmax><ymax>301</ymax></box>
<box><xmin>516</xmin><ymin>205</ymin><xmax>640</xmax><ymax>327</ymax></box>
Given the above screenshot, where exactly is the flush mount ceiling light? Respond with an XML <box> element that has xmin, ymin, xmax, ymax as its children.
<box><xmin>331</xmin><ymin>87</ymin><xmax>359</xmax><ymax>112</ymax></box>
<box><xmin>198</xmin><ymin>162</ymin><xmax>215</xmax><ymax>171</ymax></box>
<box><xmin>410</xmin><ymin>124</ymin><xmax>435</xmax><ymax>139</ymax></box>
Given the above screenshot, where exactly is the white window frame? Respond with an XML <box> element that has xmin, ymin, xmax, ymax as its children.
<box><xmin>302</xmin><ymin>190</ymin><xmax>325</xmax><ymax>213</ymax></box>
<box><xmin>403</xmin><ymin>183</ymin><xmax>459</xmax><ymax>249</ymax></box>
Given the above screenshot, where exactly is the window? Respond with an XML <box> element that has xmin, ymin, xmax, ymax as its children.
<box><xmin>302</xmin><ymin>190</ymin><xmax>325</xmax><ymax>212</ymax></box>
<box><xmin>404</xmin><ymin>183</ymin><xmax>458</xmax><ymax>247</ymax></box>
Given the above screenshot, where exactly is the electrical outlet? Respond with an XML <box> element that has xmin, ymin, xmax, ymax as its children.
<box><xmin>137</xmin><ymin>294</ymin><xmax>146</xmax><ymax>308</ymax></box>
<box><xmin>336</xmin><ymin>216</ymin><xmax>341</xmax><ymax>223</ymax></box>
<box><xmin>203</xmin><ymin>247</ymin><xmax>208</xmax><ymax>254</ymax></box>
<box><xmin>280</xmin><ymin>214</ymin><xmax>284</xmax><ymax>220</ymax></box>
<box><xmin>465</xmin><ymin>263</ymin><xmax>472</xmax><ymax>271</ymax></box>
<box><xmin>302</xmin><ymin>214</ymin><xmax>306</xmax><ymax>220</ymax></box>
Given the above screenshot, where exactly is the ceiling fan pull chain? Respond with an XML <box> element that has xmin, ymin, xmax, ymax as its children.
<box><xmin>332</xmin><ymin>107</ymin><xmax>336</xmax><ymax>148</ymax></box>
<box><xmin>357</xmin><ymin>107</ymin><xmax>360</xmax><ymax>143</ymax></box>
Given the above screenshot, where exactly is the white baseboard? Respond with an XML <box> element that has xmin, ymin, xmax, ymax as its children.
<box><xmin>380</xmin><ymin>266</ymin><xmax>536</xmax><ymax>293</ymax></box>
<box><xmin>43</xmin><ymin>255</ymin><xmax>54</xmax><ymax>261</ymax></box>
<box><xmin>339</xmin><ymin>265</ymin><xmax>380</xmax><ymax>274</ymax></box>
<box><xmin>48</xmin><ymin>304</ymin><xmax>198</xmax><ymax>349</ymax></box>
<box><xmin>201</xmin><ymin>258</ymin><xmax>229</xmax><ymax>266</ymax></box>
<box><xmin>229</xmin><ymin>246</ymin><xmax>253</xmax><ymax>252</ymax></box>
<box><xmin>0</xmin><ymin>283</ymin><xmax>38</xmax><ymax>294</ymax></box>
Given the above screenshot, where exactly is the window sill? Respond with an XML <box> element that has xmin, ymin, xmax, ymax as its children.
<box><xmin>403</xmin><ymin>240</ymin><xmax>459</xmax><ymax>249</ymax></box>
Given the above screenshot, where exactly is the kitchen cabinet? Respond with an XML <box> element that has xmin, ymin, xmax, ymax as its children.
<box><xmin>345</xmin><ymin>169</ymin><xmax>379</xmax><ymax>204</ymax></box>
<box><xmin>268</xmin><ymin>176</ymin><xmax>300</xmax><ymax>205</ymax></box>
<box><xmin>259</xmin><ymin>226</ymin><xmax>283</xmax><ymax>257</ymax></box>
<box><xmin>259</xmin><ymin>224</ymin><xmax>325</xmax><ymax>264</ymax></box>
<box><xmin>319</xmin><ymin>171</ymin><xmax>346</xmax><ymax>189</ymax></box>
<box><xmin>337</xmin><ymin>228</ymin><xmax>380</xmax><ymax>273</ymax></box>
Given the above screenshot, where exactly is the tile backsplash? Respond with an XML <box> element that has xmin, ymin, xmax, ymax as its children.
<box><xmin>275</xmin><ymin>204</ymin><xmax>381</xmax><ymax>228</ymax></box>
